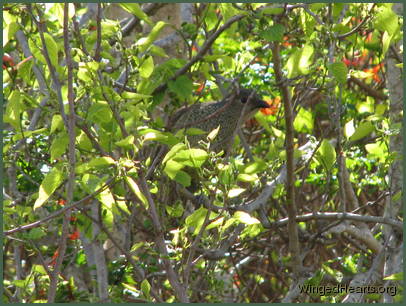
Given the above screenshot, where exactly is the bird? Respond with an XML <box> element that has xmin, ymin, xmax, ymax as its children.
<box><xmin>170</xmin><ymin>88</ymin><xmax>270</xmax><ymax>154</ymax></box>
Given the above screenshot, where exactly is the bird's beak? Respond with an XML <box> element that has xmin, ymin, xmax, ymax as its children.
<box><xmin>257</xmin><ymin>99</ymin><xmax>271</xmax><ymax>109</ymax></box>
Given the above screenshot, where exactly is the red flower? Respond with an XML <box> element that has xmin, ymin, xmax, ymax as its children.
<box><xmin>68</xmin><ymin>230</ymin><xmax>80</xmax><ymax>240</ymax></box>
<box><xmin>50</xmin><ymin>249</ymin><xmax>59</xmax><ymax>267</ymax></box>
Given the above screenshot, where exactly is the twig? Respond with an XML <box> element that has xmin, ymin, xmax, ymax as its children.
<box><xmin>72</xmin><ymin>3</ymin><xmax>89</xmax><ymax>56</ymax></box>
<box><xmin>75</xmin><ymin>205</ymin><xmax>151</xmax><ymax>291</ymax></box>
<box><xmin>29</xmin><ymin>4</ymin><xmax>68</xmax><ymax>126</ymax></box>
<box><xmin>183</xmin><ymin>208</ymin><xmax>212</xmax><ymax>286</ymax></box>
<box><xmin>121</xmin><ymin>3</ymin><xmax>166</xmax><ymax>37</ymax></box>
<box><xmin>13</xmin><ymin>31</ymin><xmax>50</xmax><ymax>151</ymax></box>
<box><xmin>94</xmin><ymin>3</ymin><xmax>102</xmax><ymax>62</ymax></box>
<box><xmin>338</xmin><ymin>4</ymin><xmax>376</xmax><ymax>40</ymax></box>
<box><xmin>153</xmin><ymin>14</ymin><xmax>246</xmax><ymax>94</ymax></box>
<box><xmin>4</xmin><ymin>178</ymin><xmax>115</xmax><ymax>235</ymax></box>
<box><xmin>138</xmin><ymin>176</ymin><xmax>189</xmax><ymax>302</ymax></box>
<box><xmin>348</xmin><ymin>76</ymin><xmax>388</xmax><ymax>100</ymax></box>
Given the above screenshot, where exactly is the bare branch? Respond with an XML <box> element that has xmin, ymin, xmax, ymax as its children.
<box><xmin>273</xmin><ymin>212</ymin><xmax>402</xmax><ymax>231</ymax></box>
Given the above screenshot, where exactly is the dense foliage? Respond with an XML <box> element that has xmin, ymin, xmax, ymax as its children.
<box><xmin>2</xmin><ymin>3</ymin><xmax>403</xmax><ymax>303</ymax></box>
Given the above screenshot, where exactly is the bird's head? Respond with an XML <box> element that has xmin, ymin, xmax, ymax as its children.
<box><xmin>237</xmin><ymin>88</ymin><xmax>270</xmax><ymax>116</ymax></box>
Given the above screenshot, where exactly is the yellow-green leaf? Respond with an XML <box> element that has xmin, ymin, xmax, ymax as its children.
<box><xmin>34</xmin><ymin>167</ymin><xmax>66</xmax><ymax>210</ymax></box>
<box><xmin>125</xmin><ymin>176</ymin><xmax>148</xmax><ymax>207</ymax></box>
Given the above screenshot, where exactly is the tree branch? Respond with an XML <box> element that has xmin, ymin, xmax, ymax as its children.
<box><xmin>47</xmin><ymin>6</ymin><xmax>76</xmax><ymax>300</ymax></box>
<box><xmin>271</xmin><ymin>41</ymin><xmax>302</xmax><ymax>276</ymax></box>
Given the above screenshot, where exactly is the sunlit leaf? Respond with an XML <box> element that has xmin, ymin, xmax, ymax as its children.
<box><xmin>34</xmin><ymin>167</ymin><xmax>66</xmax><ymax>210</ymax></box>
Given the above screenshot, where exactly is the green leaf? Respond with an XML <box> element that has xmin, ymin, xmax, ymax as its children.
<box><xmin>328</xmin><ymin>62</ymin><xmax>348</xmax><ymax>84</ymax></box>
<box><xmin>88</xmin><ymin>156</ymin><xmax>116</xmax><ymax>168</ymax></box>
<box><xmin>125</xmin><ymin>176</ymin><xmax>148</xmax><ymax>207</ymax></box>
<box><xmin>374</xmin><ymin>7</ymin><xmax>399</xmax><ymax>36</ymax></box>
<box><xmin>206</xmin><ymin>216</ymin><xmax>225</xmax><ymax>230</ymax></box>
<box><xmin>237</xmin><ymin>173</ymin><xmax>258</xmax><ymax>183</ymax></box>
<box><xmin>243</xmin><ymin>159</ymin><xmax>267</xmax><ymax>174</ymax></box>
<box><xmin>184</xmin><ymin>127</ymin><xmax>206</xmax><ymax>136</ymax></box>
<box><xmin>260</xmin><ymin>7</ymin><xmax>284</xmax><ymax>15</ymax></box>
<box><xmin>316</xmin><ymin>139</ymin><xmax>336</xmax><ymax>171</ymax></box>
<box><xmin>163</xmin><ymin>143</ymin><xmax>187</xmax><ymax>164</ymax></box>
<box><xmin>365</xmin><ymin>142</ymin><xmax>387</xmax><ymax>162</ymax></box>
<box><xmin>139</xmin><ymin>56</ymin><xmax>154</xmax><ymax>78</ymax></box>
<box><xmin>383</xmin><ymin>272</ymin><xmax>403</xmax><ymax>281</ymax></box>
<box><xmin>115</xmin><ymin>135</ymin><xmax>135</xmax><ymax>149</ymax></box>
<box><xmin>88</xmin><ymin>101</ymin><xmax>112</xmax><ymax>123</ymax></box>
<box><xmin>32</xmin><ymin>264</ymin><xmax>47</xmax><ymax>275</ymax></box>
<box><xmin>293</xmin><ymin>107</ymin><xmax>314</xmax><ymax>133</ymax></box>
<box><xmin>207</xmin><ymin>126</ymin><xmax>220</xmax><ymax>141</ymax></box>
<box><xmin>349</xmin><ymin>121</ymin><xmax>374</xmax><ymax>142</ymax></box>
<box><xmin>51</xmin><ymin>3</ymin><xmax>75</xmax><ymax>27</ymax></box>
<box><xmin>163</xmin><ymin>159</ymin><xmax>192</xmax><ymax>187</ymax></box>
<box><xmin>168</xmin><ymin>75</ymin><xmax>193</xmax><ymax>100</ymax></box>
<box><xmin>166</xmin><ymin>201</ymin><xmax>184</xmax><ymax>217</ymax></box>
<box><xmin>141</xmin><ymin>279</ymin><xmax>151</xmax><ymax>299</ymax></box>
<box><xmin>4</xmin><ymin>91</ymin><xmax>23</xmax><ymax>130</ymax></box>
<box><xmin>98</xmin><ymin>186</ymin><xmax>115</xmax><ymax>230</ymax></box>
<box><xmin>150</xmin><ymin>45</ymin><xmax>168</xmax><ymax>58</ymax></box>
<box><xmin>356</xmin><ymin>96</ymin><xmax>374</xmax><ymax>114</ymax></box>
<box><xmin>27</xmin><ymin>228</ymin><xmax>47</xmax><ymax>240</ymax></box>
<box><xmin>43</xmin><ymin>32</ymin><xmax>59</xmax><ymax>68</ymax></box>
<box><xmin>173</xmin><ymin>170</ymin><xmax>191</xmax><ymax>187</ymax></box>
<box><xmin>227</xmin><ymin>188</ymin><xmax>246</xmax><ymax>198</ymax></box>
<box><xmin>381</xmin><ymin>31</ymin><xmax>392</xmax><ymax>56</ymax></box>
<box><xmin>233</xmin><ymin>211</ymin><xmax>260</xmax><ymax>225</ymax></box>
<box><xmin>172</xmin><ymin>148</ymin><xmax>208</xmax><ymax>168</ymax></box>
<box><xmin>164</xmin><ymin>160</ymin><xmax>184</xmax><ymax>179</ymax></box>
<box><xmin>285</xmin><ymin>45</ymin><xmax>314</xmax><ymax>78</ymax></box>
<box><xmin>34</xmin><ymin>167</ymin><xmax>66</xmax><ymax>210</ymax></box>
<box><xmin>140</xmin><ymin>129</ymin><xmax>179</xmax><ymax>146</ymax></box>
<box><xmin>3</xmin><ymin>12</ymin><xmax>19</xmax><ymax>47</ymax></box>
<box><xmin>122</xmin><ymin>283</ymin><xmax>141</xmax><ymax>294</ymax></box>
<box><xmin>50</xmin><ymin>132</ymin><xmax>69</xmax><ymax>161</ymax></box>
<box><xmin>260</xmin><ymin>24</ymin><xmax>285</xmax><ymax>42</ymax></box>
<box><xmin>120</xmin><ymin>3</ymin><xmax>153</xmax><ymax>26</ymax></box>
<box><xmin>344</xmin><ymin>119</ymin><xmax>355</xmax><ymax>138</ymax></box>
<box><xmin>76</xmin><ymin>131</ymin><xmax>93</xmax><ymax>151</ymax></box>
<box><xmin>50</xmin><ymin>114</ymin><xmax>64</xmax><ymax>134</ymax></box>
<box><xmin>185</xmin><ymin>207</ymin><xmax>217</xmax><ymax>235</ymax></box>
<box><xmin>136</xmin><ymin>21</ymin><xmax>167</xmax><ymax>53</ymax></box>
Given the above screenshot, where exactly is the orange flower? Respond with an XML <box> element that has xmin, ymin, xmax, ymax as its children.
<box><xmin>363</xmin><ymin>63</ymin><xmax>383</xmax><ymax>83</ymax></box>
<box><xmin>260</xmin><ymin>97</ymin><xmax>280</xmax><ymax>116</ymax></box>
<box><xmin>196</xmin><ymin>82</ymin><xmax>205</xmax><ymax>93</ymax></box>
<box><xmin>282</xmin><ymin>36</ymin><xmax>294</xmax><ymax>47</ymax></box>
<box><xmin>58</xmin><ymin>199</ymin><xmax>66</xmax><ymax>206</ymax></box>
